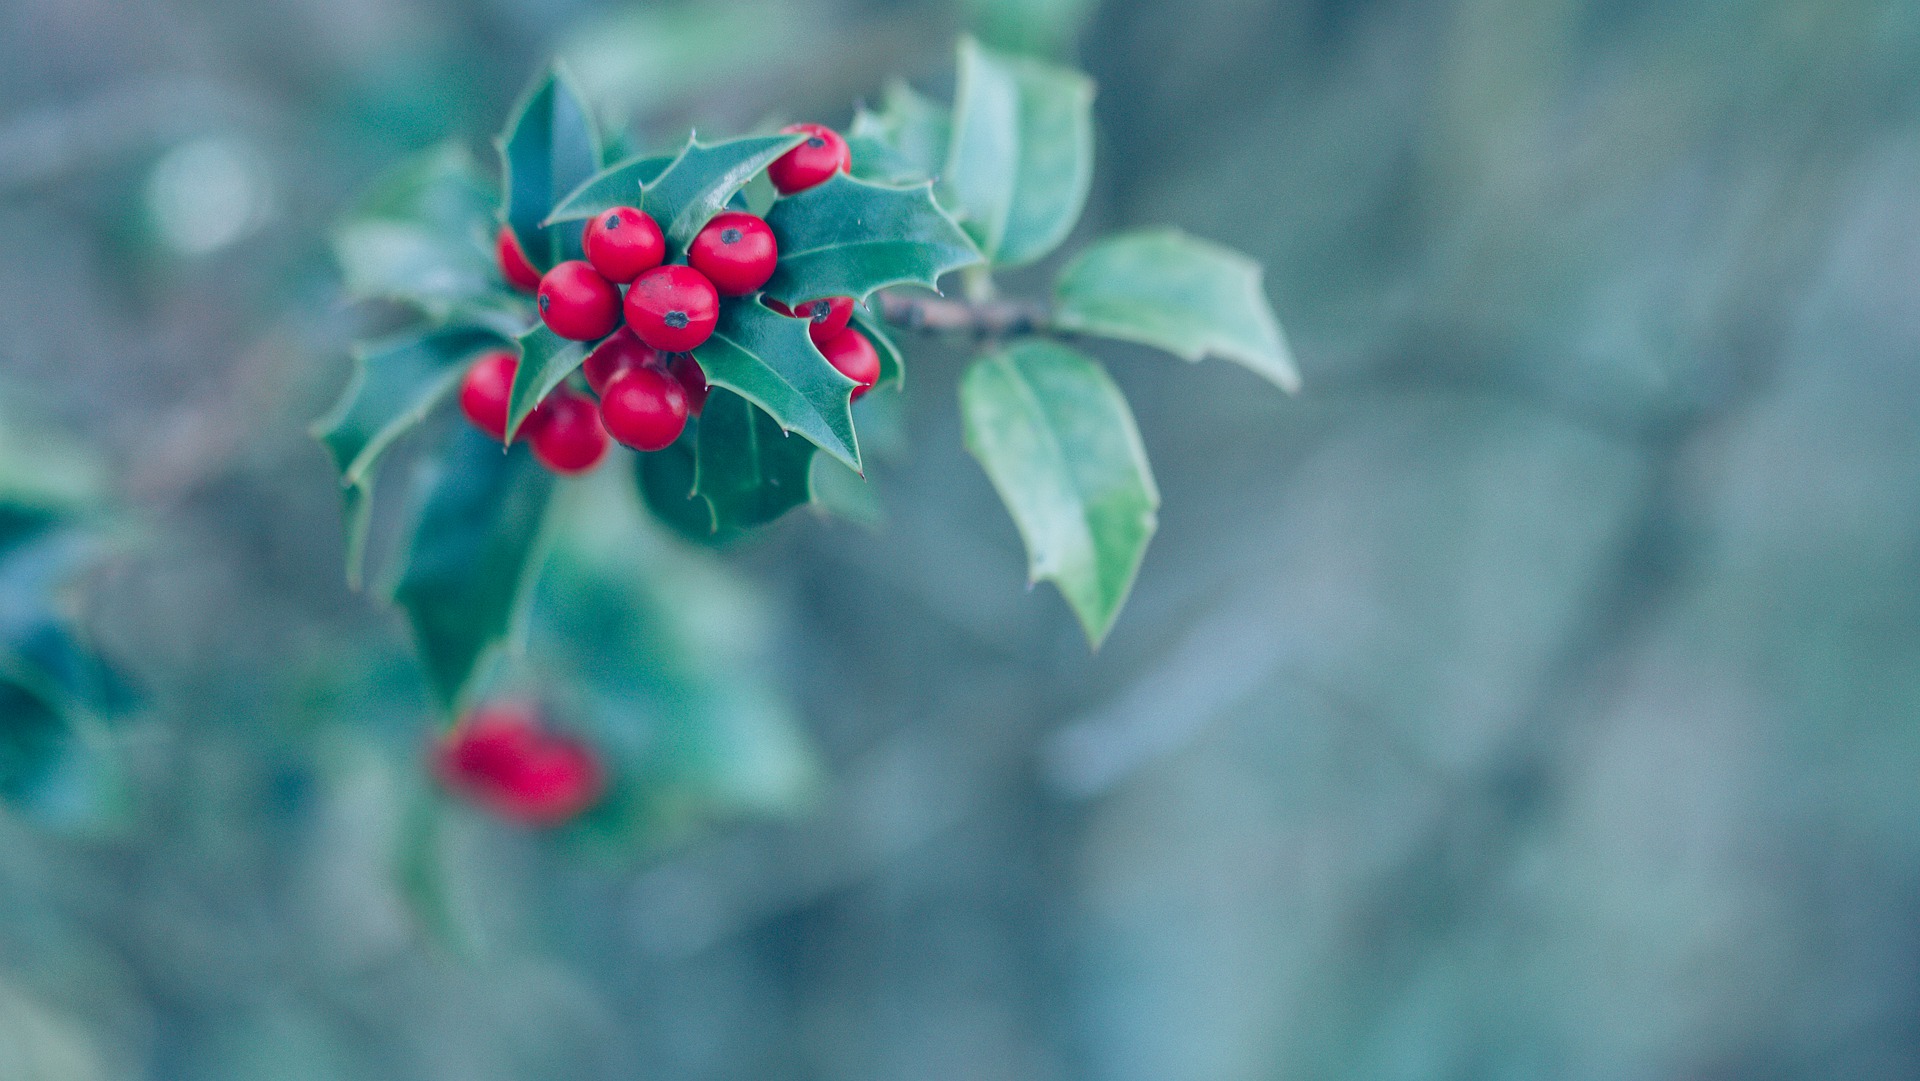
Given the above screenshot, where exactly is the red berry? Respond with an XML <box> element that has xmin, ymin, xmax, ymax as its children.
<box><xmin>526</xmin><ymin>388</ymin><xmax>610</xmax><ymax>474</ymax></box>
<box><xmin>769</xmin><ymin>296</ymin><xmax>854</xmax><ymax>345</ymax></box>
<box><xmin>538</xmin><ymin>261</ymin><xmax>621</xmax><ymax>341</ymax></box>
<box><xmin>435</xmin><ymin>704</ymin><xmax>604</xmax><ymax>826</ymax></box>
<box><xmin>768</xmin><ymin>123</ymin><xmax>850</xmax><ymax>194</ymax></box>
<box><xmin>819</xmin><ymin>327</ymin><xmax>880</xmax><ymax>399</ymax></box>
<box><xmin>582</xmin><ymin>329</ymin><xmax>661</xmax><ymax>395</ymax></box>
<box><xmin>624</xmin><ymin>265</ymin><xmax>719</xmax><ymax>352</ymax></box>
<box><xmin>669</xmin><ymin>355</ymin><xmax>710</xmax><ymax>416</ymax></box>
<box><xmin>459</xmin><ymin>350</ymin><xmax>518</xmax><ymax>441</ymax></box>
<box><xmin>582</xmin><ymin>206</ymin><xmax>665</xmax><ymax>283</ymax></box>
<box><xmin>496</xmin><ymin>226</ymin><xmax>542</xmax><ymax>292</ymax></box>
<box><xmin>687</xmin><ymin>211</ymin><xmax>777</xmax><ymax>296</ymax></box>
<box><xmin>600</xmin><ymin>366</ymin><xmax>689</xmax><ymax>452</ymax></box>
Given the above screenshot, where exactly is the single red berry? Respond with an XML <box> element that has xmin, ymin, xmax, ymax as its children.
<box><xmin>600</xmin><ymin>366</ymin><xmax>689</xmax><ymax>452</ymax></box>
<box><xmin>538</xmin><ymin>260</ymin><xmax>622</xmax><ymax>341</ymax></box>
<box><xmin>769</xmin><ymin>295</ymin><xmax>854</xmax><ymax>345</ymax></box>
<box><xmin>687</xmin><ymin>211</ymin><xmax>777</xmax><ymax>296</ymax></box>
<box><xmin>669</xmin><ymin>355</ymin><xmax>710</xmax><ymax>416</ymax></box>
<box><xmin>435</xmin><ymin>704</ymin><xmax>604</xmax><ymax>826</ymax></box>
<box><xmin>526</xmin><ymin>388</ymin><xmax>610</xmax><ymax>474</ymax></box>
<box><xmin>624</xmin><ymin>265</ymin><xmax>719</xmax><ymax>352</ymax></box>
<box><xmin>496</xmin><ymin>226</ymin><xmax>542</xmax><ymax>292</ymax></box>
<box><xmin>459</xmin><ymin>350</ymin><xmax>519</xmax><ymax>441</ymax></box>
<box><xmin>769</xmin><ymin>123</ymin><xmax>850</xmax><ymax>194</ymax></box>
<box><xmin>582</xmin><ymin>329</ymin><xmax>662</xmax><ymax>396</ymax></box>
<box><xmin>582</xmin><ymin>206</ymin><xmax>665</xmax><ymax>283</ymax></box>
<box><xmin>819</xmin><ymin>326</ymin><xmax>880</xmax><ymax>399</ymax></box>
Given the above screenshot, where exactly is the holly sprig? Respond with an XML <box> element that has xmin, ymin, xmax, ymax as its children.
<box><xmin>319</xmin><ymin>36</ymin><xmax>1297</xmax><ymax>723</ymax></box>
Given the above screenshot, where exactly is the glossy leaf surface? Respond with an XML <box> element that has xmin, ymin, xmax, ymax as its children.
<box><xmin>690</xmin><ymin>298</ymin><xmax>861</xmax><ymax>471</ymax></box>
<box><xmin>505</xmin><ymin>324</ymin><xmax>589</xmax><ymax>442</ymax></box>
<box><xmin>497</xmin><ymin>67</ymin><xmax>602</xmax><ymax>269</ymax></box>
<box><xmin>692</xmin><ymin>390</ymin><xmax>819</xmax><ymax>536</ymax></box>
<box><xmin>959</xmin><ymin>341</ymin><xmax>1158</xmax><ymax>646</ymax></box>
<box><xmin>939</xmin><ymin>38</ymin><xmax>1093</xmax><ymax>267</ymax></box>
<box><xmin>392</xmin><ymin>425</ymin><xmax>557</xmax><ymax>712</ymax></box>
<box><xmin>762</xmin><ymin>173</ymin><xmax>980</xmax><ymax>304</ymax></box>
<box><xmin>1052</xmin><ymin>227</ymin><xmax>1300</xmax><ymax>391</ymax></box>
<box><xmin>642</xmin><ymin>133</ymin><xmax>803</xmax><ymax>250</ymax></box>
<box><xmin>544</xmin><ymin>154</ymin><xmax>674</xmax><ymax>225</ymax></box>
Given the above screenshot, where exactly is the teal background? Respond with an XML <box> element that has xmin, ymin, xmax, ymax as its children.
<box><xmin>2</xmin><ymin>0</ymin><xmax>1918</xmax><ymax>1077</ymax></box>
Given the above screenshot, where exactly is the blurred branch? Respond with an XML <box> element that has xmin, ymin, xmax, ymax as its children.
<box><xmin>874</xmin><ymin>290</ymin><xmax>1054</xmax><ymax>340</ymax></box>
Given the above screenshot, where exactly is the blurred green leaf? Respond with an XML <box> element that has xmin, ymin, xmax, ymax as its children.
<box><xmin>545</xmin><ymin>154</ymin><xmax>674</xmax><ymax>225</ymax></box>
<box><xmin>558</xmin><ymin>1</ymin><xmax>825</xmax><ymax>128</ymax></box>
<box><xmin>643</xmin><ymin>133</ymin><xmax>803</xmax><ymax>251</ymax></box>
<box><xmin>940</xmin><ymin>38</ymin><xmax>1094</xmax><ymax>267</ymax></box>
<box><xmin>1053</xmin><ymin>228</ymin><xmax>1301</xmax><ymax>392</ymax></box>
<box><xmin>851</xmin><ymin>308</ymin><xmax>906</xmax><ymax>390</ymax></box>
<box><xmin>313</xmin><ymin>327</ymin><xmax>510</xmax><ymax>587</ymax></box>
<box><xmin>0</xmin><ymin>978</ymin><xmax>106</xmax><ymax>1081</ymax></box>
<box><xmin>498</xmin><ymin>67</ymin><xmax>603</xmax><ymax>270</ymax></box>
<box><xmin>762</xmin><ymin>173</ymin><xmax>981</xmax><ymax>304</ymax></box>
<box><xmin>392</xmin><ymin>425</ymin><xmax>557</xmax><ymax>714</ymax></box>
<box><xmin>962</xmin><ymin>0</ymin><xmax>1098</xmax><ymax>58</ymax></box>
<box><xmin>333</xmin><ymin>144</ymin><xmax>505</xmax><ymax>318</ymax></box>
<box><xmin>691</xmin><ymin>297</ymin><xmax>861</xmax><ymax>471</ymax></box>
<box><xmin>693</xmin><ymin>390</ymin><xmax>819</xmax><ymax>536</ymax></box>
<box><xmin>960</xmin><ymin>341</ymin><xmax>1158</xmax><ymax>646</ymax></box>
<box><xmin>636</xmin><ymin>435</ymin><xmax>724</xmax><ymax>546</ymax></box>
<box><xmin>809</xmin><ymin>454</ymin><xmax>883</xmax><ymax>529</ymax></box>
<box><xmin>535</xmin><ymin>469</ymin><xmax>819</xmax><ymax>847</ymax></box>
<box><xmin>851</xmin><ymin>82</ymin><xmax>952</xmax><ymax>181</ymax></box>
<box><xmin>505</xmin><ymin>324</ymin><xmax>589</xmax><ymax>443</ymax></box>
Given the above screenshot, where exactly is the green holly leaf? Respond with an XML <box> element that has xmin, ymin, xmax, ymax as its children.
<box><xmin>636</xmin><ymin>435</ymin><xmax>723</xmax><ymax>546</ymax></box>
<box><xmin>505</xmin><ymin>324</ymin><xmax>589</xmax><ymax>442</ymax></box>
<box><xmin>959</xmin><ymin>341</ymin><xmax>1158</xmax><ymax>647</ymax></box>
<box><xmin>497</xmin><ymin>66</ymin><xmax>603</xmax><ymax>270</ymax></box>
<box><xmin>690</xmin><ymin>297</ymin><xmax>861</xmax><ymax>471</ymax></box>
<box><xmin>762</xmin><ymin>173</ymin><xmax>981</xmax><ymax>305</ymax></box>
<box><xmin>850</xmin><ymin>81</ymin><xmax>951</xmax><ymax>181</ymax></box>
<box><xmin>693</xmin><ymin>390</ymin><xmax>819</xmax><ymax>536</ymax></box>
<box><xmin>939</xmin><ymin>38</ymin><xmax>1093</xmax><ymax>267</ymax></box>
<box><xmin>333</xmin><ymin>144</ymin><xmax>504</xmax><ymax>317</ymax></box>
<box><xmin>392</xmin><ymin>424</ymin><xmax>558</xmax><ymax>713</ymax></box>
<box><xmin>312</xmin><ymin>326</ymin><xmax>509</xmax><ymax>585</ymax></box>
<box><xmin>642</xmin><ymin>133</ymin><xmax>804</xmax><ymax>250</ymax></box>
<box><xmin>851</xmin><ymin>309</ymin><xmax>906</xmax><ymax>390</ymax></box>
<box><xmin>544</xmin><ymin>153</ymin><xmax>675</xmax><ymax>226</ymax></box>
<box><xmin>1052</xmin><ymin>228</ymin><xmax>1300</xmax><ymax>392</ymax></box>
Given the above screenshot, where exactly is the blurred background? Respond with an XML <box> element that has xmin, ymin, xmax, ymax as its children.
<box><xmin>4</xmin><ymin>0</ymin><xmax>1920</xmax><ymax>1077</ymax></box>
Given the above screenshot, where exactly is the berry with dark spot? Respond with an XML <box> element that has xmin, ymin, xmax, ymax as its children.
<box><xmin>687</xmin><ymin>211</ymin><xmax>777</xmax><ymax>296</ymax></box>
<box><xmin>768</xmin><ymin>123</ymin><xmax>850</xmax><ymax>194</ymax></box>
<box><xmin>768</xmin><ymin>296</ymin><xmax>854</xmax><ymax>345</ymax></box>
<box><xmin>582</xmin><ymin>206</ymin><xmax>665</xmax><ymax>283</ymax></box>
<box><xmin>624</xmin><ymin>265</ymin><xmax>719</xmax><ymax>352</ymax></box>
<box><xmin>537</xmin><ymin>260</ymin><xmax>621</xmax><ymax>341</ymax></box>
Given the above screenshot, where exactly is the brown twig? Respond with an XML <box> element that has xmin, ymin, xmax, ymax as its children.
<box><xmin>872</xmin><ymin>290</ymin><xmax>1053</xmax><ymax>339</ymax></box>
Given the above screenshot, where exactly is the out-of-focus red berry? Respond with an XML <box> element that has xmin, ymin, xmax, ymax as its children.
<box><xmin>434</xmin><ymin>704</ymin><xmax>605</xmax><ymax>826</ymax></box>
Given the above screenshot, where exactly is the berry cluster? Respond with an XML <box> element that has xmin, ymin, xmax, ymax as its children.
<box><xmin>434</xmin><ymin>703</ymin><xmax>603</xmax><ymax>825</ymax></box>
<box><xmin>476</xmin><ymin>124</ymin><xmax>881</xmax><ymax>475</ymax></box>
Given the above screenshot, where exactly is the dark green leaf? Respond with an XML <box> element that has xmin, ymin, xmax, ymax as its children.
<box><xmin>333</xmin><ymin>144</ymin><xmax>503</xmax><ymax>317</ymax></box>
<box><xmin>643</xmin><ymin>133</ymin><xmax>803</xmax><ymax>250</ymax></box>
<box><xmin>690</xmin><ymin>298</ymin><xmax>861</xmax><ymax>471</ymax></box>
<box><xmin>392</xmin><ymin>424</ymin><xmax>557</xmax><ymax>713</ymax></box>
<box><xmin>1052</xmin><ymin>228</ymin><xmax>1300</xmax><ymax>392</ymax></box>
<box><xmin>312</xmin><ymin>326</ymin><xmax>509</xmax><ymax>586</ymax></box>
<box><xmin>544</xmin><ymin>153</ymin><xmax>674</xmax><ymax>225</ymax></box>
<box><xmin>636</xmin><ymin>435</ymin><xmax>725</xmax><ymax>545</ymax></box>
<box><xmin>851</xmin><ymin>308</ymin><xmax>906</xmax><ymax>389</ymax></box>
<box><xmin>959</xmin><ymin>341</ymin><xmax>1158</xmax><ymax>646</ymax></box>
<box><xmin>762</xmin><ymin>173</ymin><xmax>981</xmax><ymax>305</ymax></box>
<box><xmin>693</xmin><ymin>390</ymin><xmax>818</xmax><ymax>535</ymax></box>
<box><xmin>940</xmin><ymin>38</ymin><xmax>1094</xmax><ymax>267</ymax></box>
<box><xmin>850</xmin><ymin>82</ymin><xmax>951</xmax><ymax>180</ymax></box>
<box><xmin>497</xmin><ymin>67</ymin><xmax>603</xmax><ymax>270</ymax></box>
<box><xmin>505</xmin><ymin>324</ymin><xmax>589</xmax><ymax>442</ymax></box>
